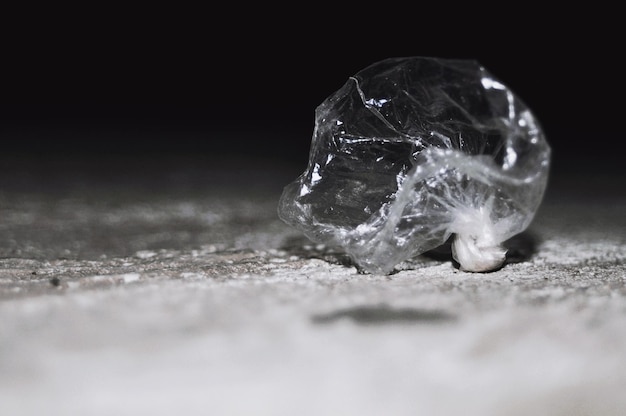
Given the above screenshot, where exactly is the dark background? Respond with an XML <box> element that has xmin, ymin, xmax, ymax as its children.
<box><xmin>1</xmin><ymin>9</ymin><xmax>623</xmax><ymax>183</ymax></box>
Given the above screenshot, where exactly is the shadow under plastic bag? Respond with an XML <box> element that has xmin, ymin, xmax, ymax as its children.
<box><xmin>282</xmin><ymin>230</ymin><xmax>539</xmax><ymax>274</ymax></box>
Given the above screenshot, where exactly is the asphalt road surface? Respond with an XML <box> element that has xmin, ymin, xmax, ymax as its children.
<box><xmin>1</xmin><ymin>154</ymin><xmax>624</xmax><ymax>415</ymax></box>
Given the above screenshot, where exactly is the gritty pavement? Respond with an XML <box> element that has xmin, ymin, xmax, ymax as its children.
<box><xmin>0</xmin><ymin>155</ymin><xmax>625</xmax><ymax>415</ymax></box>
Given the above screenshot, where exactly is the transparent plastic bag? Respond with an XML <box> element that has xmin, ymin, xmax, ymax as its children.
<box><xmin>279</xmin><ymin>56</ymin><xmax>551</xmax><ymax>273</ymax></box>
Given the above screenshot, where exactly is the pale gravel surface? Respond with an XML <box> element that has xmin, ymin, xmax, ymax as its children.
<box><xmin>0</xmin><ymin>159</ymin><xmax>625</xmax><ymax>415</ymax></box>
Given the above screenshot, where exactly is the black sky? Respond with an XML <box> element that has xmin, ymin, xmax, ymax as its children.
<box><xmin>1</xmin><ymin>10</ymin><xmax>622</xmax><ymax>176</ymax></box>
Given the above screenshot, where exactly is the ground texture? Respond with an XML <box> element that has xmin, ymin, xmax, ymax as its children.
<box><xmin>1</xmin><ymin>157</ymin><xmax>624</xmax><ymax>415</ymax></box>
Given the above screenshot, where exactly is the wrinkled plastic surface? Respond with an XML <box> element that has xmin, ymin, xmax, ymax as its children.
<box><xmin>278</xmin><ymin>56</ymin><xmax>551</xmax><ymax>274</ymax></box>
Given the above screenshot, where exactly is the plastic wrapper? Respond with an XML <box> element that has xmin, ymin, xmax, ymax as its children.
<box><xmin>278</xmin><ymin>56</ymin><xmax>551</xmax><ymax>273</ymax></box>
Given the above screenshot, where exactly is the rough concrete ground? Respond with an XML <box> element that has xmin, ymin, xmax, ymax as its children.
<box><xmin>0</xmin><ymin>156</ymin><xmax>624</xmax><ymax>415</ymax></box>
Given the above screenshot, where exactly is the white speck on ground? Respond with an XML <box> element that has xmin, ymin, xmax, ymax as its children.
<box><xmin>0</xmin><ymin>166</ymin><xmax>624</xmax><ymax>415</ymax></box>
